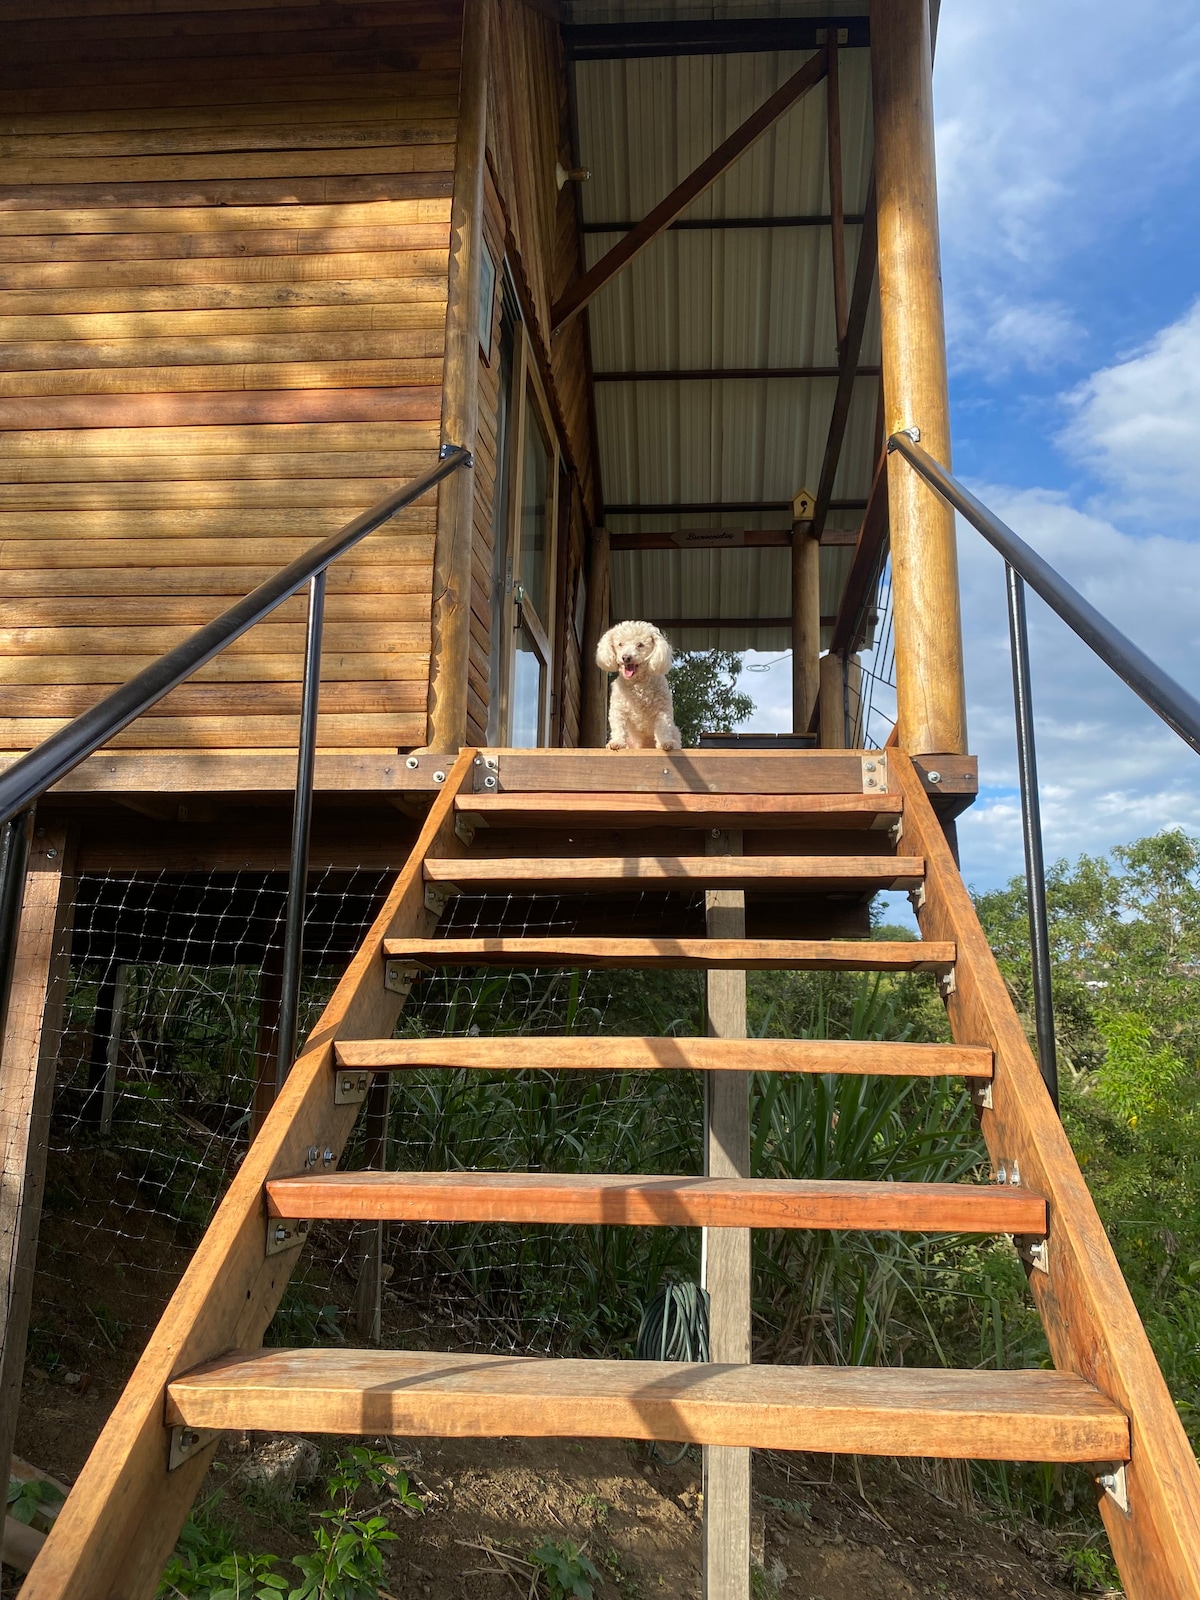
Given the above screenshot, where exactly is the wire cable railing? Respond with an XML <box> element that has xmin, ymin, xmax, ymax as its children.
<box><xmin>0</xmin><ymin>445</ymin><xmax>473</xmax><ymax>1085</ymax></box>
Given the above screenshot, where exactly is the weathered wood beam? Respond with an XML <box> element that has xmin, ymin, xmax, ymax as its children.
<box><xmin>826</xmin><ymin>37</ymin><xmax>849</xmax><ymax>353</ymax></box>
<box><xmin>0</xmin><ymin>824</ymin><xmax>74</xmax><ymax>1524</ymax></box>
<box><xmin>551</xmin><ymin>51</ymin><xmax>829</xmax><ymax>333</ymax></box>
<box><xmin>655</xmin><ymin>616</ymin><xmax>836</xmax><ymax>631</ymax></box>
<box><xmin>829</xmin><ymin>449</ymin><xmax>889</xmax><ymax>655</ymax></box>
<box><xmin>425</xmin><ymin>0</ymin><xmax>489</xmax><ymax>752</ymax></box>
<box><xmin>811</xmin><ymin>171</ymin><xmax>878</xmax><ymax>544</ymax></box>
<box><xmin>606</xmin><ymin>499</ymin><xmax>866</xmax><ymax>516</ymax></box>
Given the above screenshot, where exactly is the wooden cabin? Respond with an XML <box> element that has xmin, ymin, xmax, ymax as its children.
<box><xmin>6</xmin><ymin>5</ymin><xmax>1200</xmax><ymax>1600</ymax></box>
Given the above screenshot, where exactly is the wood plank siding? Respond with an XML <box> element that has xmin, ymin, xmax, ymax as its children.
<box><xmin>0</xmin><ymin>0</ymin><xmax>461</xmax><ymax>757</ymax></box>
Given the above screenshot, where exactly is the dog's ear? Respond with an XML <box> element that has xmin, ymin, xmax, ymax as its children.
<box><xmin>595</xmin><ymin>625</ymin><xmax>621</xmax><ymax>672</ymax></box>
<box><xmin>648</xmin><ymin>627</ymin><xmax>674</xmax><ymax>675</ymax></box>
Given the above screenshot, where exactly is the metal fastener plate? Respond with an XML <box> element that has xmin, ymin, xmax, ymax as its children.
<box><xmin>168</xmin><ymin>1426</ymin><xmax>221</xmax><ymax>1471</ymax></box>
<box><xmin>266</xmin><ymin>1217</ymin><xmax>310</xmax><ymax>1257</ymax></box>
<box><xmin>334</xmin><ymin>1070</ymin><xmax>370</xmax><ymax>1106</ymax></box>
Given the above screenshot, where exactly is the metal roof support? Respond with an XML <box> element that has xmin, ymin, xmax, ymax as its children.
<box><xmin>551</xmin><ymin>51</ymin><xmax>829</xmax><ymax>333</ymax></box>
<box><xmin>592</xmin><ymin>366</ymin><xmax>881</xmax><ymax>382</ymax></box>
<box><xmin>811</xmin><ymin>172</ymin><xmax>879</xmax><ymax>544</ymax></box>
<box><xmin>826</xmin><ymin>35</ymin><xmax>850</xmax><ymax>354</ymax></box>
<box><xmin>563</xmin><ymin>17</ymin><xmax>871</xmax><ymax>59</ymax></box>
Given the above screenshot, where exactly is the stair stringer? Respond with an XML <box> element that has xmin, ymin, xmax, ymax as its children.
<box><xmin>895</xmin><ymin>751</ymin><xmax>1200</xmax><ymax>1600</ymax></box>
<box><xmin>18</xmin><ymin>749</ymin><xmax>477</xmax><ymax>1600</ymax></box>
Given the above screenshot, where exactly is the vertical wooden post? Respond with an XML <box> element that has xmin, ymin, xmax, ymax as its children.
<box><xmin>580</xmin><ymin>528</ymin><xmax>611</xmax><ymax>747</ymax></box>
<box><xmin>353</xmin><ymin>1074</ymin><xmax>392</xmax><ymax>1344</ymax></box>
<box><xmin>251</xmin><ymin>948</ymin><xmax>284</xmax><ymax>1140</ymax></box>
<box><xmin>426</xmin><ymin>0</ymin><xmax>489</xmax><ymax>753</ymax></box>
<box><xmin>818</xmin><ymin>651</ymin><xmax>847</xmax><ymax>748</ymax></box>
<box><xmin>702</xmin><ymin>831</ymin><xmax>750</xmax><ymax>1600</ymax></box>
<box><xmin>0</xmin><ymin>823</ymin><xmax>73</xmax><ymax>1522</ymax></box>
<box><xmin>870</xmin><ymin>0</ymin><xmax>967</xmax><ymax>757</ymax></box>
<box><xmin>790</xmin><ymin>528</ymin><xmax>821</xmax><ymax>733</ymax></box>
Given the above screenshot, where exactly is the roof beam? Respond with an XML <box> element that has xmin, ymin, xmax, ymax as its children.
<box><xmin>564</xmin><ymin>18</ymin><xmax>870</xmax><ymax>59</ymax></box>
<box><xmin>608</xmin><ymin>529</ymin><xmax>858</xmax><ymax>550</ymax></box>
<box><xmin>581</xmin><ymin>213</ymin><xmax>866</xmax><ymax>234</ymax></box>
<box><xmin>811</xmin><ymin>172</ymin><xmax>879</xmax><ymax>542</ymax></box>
<box><xmin>652</xmin><ymin>616</ymin><xmax>837</xmax><ymax>631</ymax></box>
<box><xmin>605</xmin><ymin>500</ymin><xmax>868</xmax><ymax>516</ymax></box>
<box><xmin>551</xmin><ymin>50</ymin><xmax>829</xmax><ymax>334</ymax></box>
<box><xmin>593</xmin><ymin>365</ymin><xmax>881</xmax><ymax>382</ymax></box>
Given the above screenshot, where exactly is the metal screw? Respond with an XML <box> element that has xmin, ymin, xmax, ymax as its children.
<box><xmin>433</xmin><ymin>770</ymin><xmax>446</xmax><ymax>783</ymax></box>
<box><xmin>864</xmin><ymin>761</ymin><xmax>876</xmax><ymax>772</ymax></box>
<box><xmin>323</xmin><ymin>1147</ymin><xmax>335</xmax><ymax>1166</ymax></box>
<box><xmin>483</xmin><ymin>775</ymin><xmax>497</xmax><ymax>789</ymax></box>
<box><xmin>927</xmin><ymin>770</ymin><xmax>942</xmax><ymax>784</ymax></box>
<box><xmin>46</xmin><ymin>847</ymin><xmax>58</xmax><ymax>858</ymax></box>
<box><xmin>341</xmin><ymin>1078</ymin><xmax>353</xmax><ymax>1093</ymax></box>
<box><xmin>865</xmin><ymin>779</ymin><xmax>877</xmax><ymax>789</ymax></box>
<box><xmin>406</xmin><ymin>756</ymin><xmax>420</xmax><ymax>769</ymax></box>
<box><xmin>711</xmin><ymin>829</ymin><xmax>722</xmax><ymax>839</ymax></box>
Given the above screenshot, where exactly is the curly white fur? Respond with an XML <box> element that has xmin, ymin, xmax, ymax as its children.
<box><xmin>596</xmin><ymin>620</ymin><xmax>682</xmax><ymax>751</ymax></box>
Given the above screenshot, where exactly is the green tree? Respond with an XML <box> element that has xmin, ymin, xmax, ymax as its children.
<box><xmin>668</xmin><ymin>648</ymin><xmax>755</xmax><ymax>746</ymax></box>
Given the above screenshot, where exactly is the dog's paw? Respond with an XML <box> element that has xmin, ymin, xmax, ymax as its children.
<box><xmin>656</xmin><ymin>737</ymin><xmax>681</xmax><ymax>752</ymax></box>
<box><xmin>606</xmin><ymin>740</ymin><xmax>625</xmax><ymax>751</ymax></box>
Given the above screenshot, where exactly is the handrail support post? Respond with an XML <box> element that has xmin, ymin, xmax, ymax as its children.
<box><xmin>276</xmin><ymin>569</ymin><xmax>326</xmax><ymax>1095</ymax></box>
<box><xmin>1005</xmin><ymin>564</ymin><xmax>1059</xmax><ymax>1110</ymax></box>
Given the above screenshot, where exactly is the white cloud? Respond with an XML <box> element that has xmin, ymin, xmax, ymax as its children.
<box><xmin>1059</xmin><ymin>299</ymin><xmax>1200</xmax><ymax>524</ymax></box>
<box><xmin>954</xmin><ymin>486</ymin><xmax>1200</xmax><ymax>885</ymax></box>
<box><xmin>932</xmin><ymin>0</ymin><xmax>1200</xmax><ymax>373</ymax></box>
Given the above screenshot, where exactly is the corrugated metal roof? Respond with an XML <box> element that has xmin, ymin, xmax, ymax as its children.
<box><xmin>566</xmin><ymin>7</ymin><xmax>878</xmax><ymax>654</ymax></box>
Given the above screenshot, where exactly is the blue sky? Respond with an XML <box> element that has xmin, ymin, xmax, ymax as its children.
<box><xmin>739</xmin><ymin>0</ymin><xmax>1200</xmax><ymax>893</ymax></box>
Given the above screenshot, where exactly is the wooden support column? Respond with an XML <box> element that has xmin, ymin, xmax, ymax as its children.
<box><xmin>0</xmin><ymin>823</ymin><xmax>74</xmax><ymax>1528</ymax></box>
<box><xmin>702</xmin><ymin>830</ymin><xmax>749</xmax><ymax>1600</ymax></box>
<box><xmin>790</xmin><ymin>526</ymin><xmax>822</xmax><ymax>734</ymax></box>
<box><xmin>871</xmin><ymin>0</ymin><xmax>967</xmax><ymax>756</ymax></box>
<box><xmin>819</xmin><ymin>652</ymin><xmax>847</xmax><ymax>748</ymax></box>
<box><xmin>353</xmin><ymin>1073</ymin><xmax>391</xmax><ymax>1344</ymax></box>
<box><xmin>580</xmin><ymin>528</ymin><xmax>611</xmax><ymax>748</ymax></box>
<box><xmin>425</xmin><ymin>0</ymin><xmax>489</xmax><ymax>753</ymax></box>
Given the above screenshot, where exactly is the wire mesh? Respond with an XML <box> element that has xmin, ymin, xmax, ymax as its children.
<box><xmin>857</xmin><ymin>552</ymin><xmax>897</xmax><ymax>749</ymax></box>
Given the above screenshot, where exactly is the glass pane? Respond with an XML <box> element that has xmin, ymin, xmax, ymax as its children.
<box><xmin>510</xmin><ymin>625</ymin><xmax>544</xmax><ymax>748</ymax></box>
<box><xmin>519</xmin><ymin>392</ymin><xmax>552</xmax><ymax>622</ymax></box>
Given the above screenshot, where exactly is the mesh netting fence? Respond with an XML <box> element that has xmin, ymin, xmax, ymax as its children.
<box><xmin>18</xmin><ymin>858</ymin><xmax>992</xmax><ymax>1422</ymax></box>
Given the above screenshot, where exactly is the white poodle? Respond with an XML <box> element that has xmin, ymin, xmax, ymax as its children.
<box><xmin>596</xmin><ymin>620</ymin><xmax>682</xmax><ymax>751</ymax></box>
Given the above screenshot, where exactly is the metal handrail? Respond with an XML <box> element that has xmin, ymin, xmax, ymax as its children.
<box><xmin>0</xmin><ymin>445</ymin><xmax>472</xmax><ymax>1078</ymax></box>
<box><xmin>888</xmin><ymin>429</ymin><xmax>1200</xmax><ymax>1111</ymax></box>
<box><xmin>888</xmin><ymin>431</ymin><xmax>1200</xmax><ymax>755</ymax></box>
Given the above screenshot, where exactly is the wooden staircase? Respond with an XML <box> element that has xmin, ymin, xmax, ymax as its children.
<box><xmin>20</xmin><ymin>748</ymin><xmax>1200</xmax><ymax>1600</ymax></box>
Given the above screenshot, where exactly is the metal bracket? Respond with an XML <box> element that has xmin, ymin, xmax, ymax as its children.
<box><xmin>888</xmin><ymin>425</ymin><xmax>921</xmax><ymax>451</ymax></box>
<box><xmin>384</xmin><ymin>961</ymin><xmax>420</xmax><ymax>997</ymax></box>
<box><xmin>454</xmin><ymin>814</ymin><xmax>477</xmax><ymax>847</ymax></box>
<box><xmin>968</xmin><ymin>1078</ymin><xmax>993</xmax><ymax>1111</ymax></box>
<box><xmin>266</xmin><ymin>1216</ymin><xmax>310</xmax><ymax>1256</ymax></box>
<box><xmin>861</xmin><ymin>754</ymin><xmax>887</xmax><ymax>793</ymax></box>
<box><xmin>168</xmin><ymin>1425</ymin><xmax>221</xmax><ymax>1471</ymax></box>
<box><xmin>472</xmin><ymin>753</ymin><xmax>499</xmax><ymax>792</ymax></box>
<box><xmin>887</xmin><ymin>817</ymin><xmax>904</xmax><ymax>848</ymax></box>
<box><xmin>908</xmin><ymin>883</ymin><xmax>926</xmax><ymax>914</ymax></box>
<box><xmin>1096</xmin><ymin>1463</ymin><xmax>1130</xmax><ymax>1515</ymax></box>
<box><xmin>938</xmin><ymin>965</ymin><xmax>956</xmax><ymax>999</ymax></box>
<box><xmin>424</xmin><ymin>883</ymin><xmax>453</xmax><ymax>917</ymax></box>
<box><xmin>334</xmin><ymin>1069</ymin><xmax>370</xmax><ymax>1105</ymax></box>
<box><xmin>1018</xmin><ymin>1237</ymin><xmax>1049</xmax><ymax>1275</ymax></box>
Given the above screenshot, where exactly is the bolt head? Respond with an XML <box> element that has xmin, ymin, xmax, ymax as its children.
<box><xmin>341</xmin><ymin>1077</ymin><xmax>353</xmax><ymax>1092</ymax></box>
<box><xmin>323</xmin><ymin>1147</ymin><xmax>335</xmax><ymax>1164</ymax></box>
<box><xmin>274</xmin><ymin>1224</ymin><xmax>287</xmax><ymax>1243</ymax></box>
<box><xmin>433</xmin><ymin>770</ymin><xmax>447</xmax><ymax>783</ymax></box>
<box><xmin>483</xmin><ymin>775</ymin><xmax>497</xmax><ymax>789</ymax></box>
<box><xmin>927</xmin><ymin>770</ymin><xmax>942</xmax><ymax>784</ymax></box>
<box><xmin>406</xmin><ymin>755</ymin><xmax>420</xmax><ymax>769</ymax></box>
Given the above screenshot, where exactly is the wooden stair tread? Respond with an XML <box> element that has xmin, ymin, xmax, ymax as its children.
<box><xmin>471</xmin><ymin>749</ymin><xmax>880</xmax><ymax>795</ymax></box>
<box><xmin>457</xmin><ymin>793</ymin><xmax>903</xmax><ymax>829</ymax></box>
<box><xmin>165</xmin><ymin>1349</ymin><xmax>1128</xmax><ymax>1463</ymax></box>
<box><xmin>423</xmin><ymin>855</ymin><xmax>924</xmax><ymax>891</ymax></box>
<box><xmin>381</xmin><ymin>937</ymin><xmax>956</xmax><ymax>972</ymax></box>
<box><xmin>265</xmin><ymin>1171</ymin><xmax>1045</xmax><ymax>1233</ymax></box>
<box><xmin>336</xmin><ymin>1035</ymin><xmax>991</xmax><ymax>1076</ymax></box>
